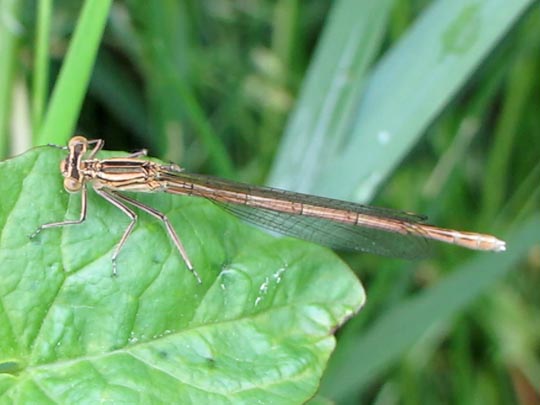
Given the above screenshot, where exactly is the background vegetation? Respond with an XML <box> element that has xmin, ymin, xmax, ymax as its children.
<box><xmin>1</xmin><ymin>0</ymin><xmax>539</xmax><ymax>403</ymax></box>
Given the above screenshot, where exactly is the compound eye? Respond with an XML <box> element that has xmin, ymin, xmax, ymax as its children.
<box><xmin>68</xmin><ymin>136</ymin><xmax>87</xmax><ymax>154</ymax></box>
<box><xmin>64</xmin><ymin>177</ymin><xmax>82</xmax><ymax>192</ymax></box>
<box><xmin>60</xmin><ymin>159</ymin><xmax>68</xmax><ymax>175</ymax></box>
<box><xmin>68</xmin><ymin>136</ymin><xmax>87</xmax><ymax>147</ymax></box>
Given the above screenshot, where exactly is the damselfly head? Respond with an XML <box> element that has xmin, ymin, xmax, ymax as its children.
<box><xmin>59</xmin><ymin>135</ymin><xmax>89</xmax><ymax>192</ymax></box>
<box><xmin>68</xmin><ymin>136</ymin><xmax>89</xmax><ymax>150</ymax></box>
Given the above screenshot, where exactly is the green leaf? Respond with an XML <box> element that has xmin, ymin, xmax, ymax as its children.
<box><xmin>0</xmin><ymin>147</ymin><xmax>364</xmax><ymax>403</ymax></box>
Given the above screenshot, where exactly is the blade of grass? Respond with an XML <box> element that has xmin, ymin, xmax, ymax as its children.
<box><xmin>480</xmin><ymin>15</ymin><xmax>540</xmax><ymax>224</ymax></box>
<box><xmin>320</xmin><ymin>215</ymin><xmax>540</xmax><ymax>400</ymax></box>
<box><xmin>31</xmin><ymin>0</ymin><xmax>52</xmax><ymax>138</ymax></box>
<box><xmin>268</xmin><ymin>0</ymin><xmax>395</xmax><ymax>194</ymax></box>
<box><xmin>37</xmin><ymin>0</ymin><xmax>112</xmax><ymax>146</ymax></box>
<box><xmin>269</xmin><ymin>0</ymin><xmax>535</xmax><ymax>202</ymax></box>
<box><xmin>89</xmin><ymin>50</ymin><xmax>148</xmax><ymax>143</ymax></box>
<box><xmin>126</xmin><ymin>1</ymin><xmax>234</xmax><ymax>176</ymax></box>
<box><xmin>272</xmin><ymin>0</ymin><xmax>300</xmax><ymax>78</ymax></box>
<box><xmin>0</xmin><ymin>0</ymin><xmax>24</xmax><ymax>157</ymax></box>
<box><xmin>125</xmin><ymin>0</ymin><xmax>189</xmax><ymax>155</ymax></box>
<box><xmin>160</xmin><ymin>52</ymin><xmax>236</xmax><ymax>177</ymax></box>
<box><xmin>483</xmin><ymin>287</ymin><xmax>540</xmax><ymax>393</ymax></box>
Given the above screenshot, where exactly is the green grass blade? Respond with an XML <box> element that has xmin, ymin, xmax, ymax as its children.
<box><xmin>31</xmin><ymin>0</ymin><xmax>52</xmax><ymax>138</ymax></box>
<box><xmin>89</xmin><ymin>50</ymin><xmax>148</xmax><ymax>143</ymax></box>
<box><xmin>126</xmin><ymin>1</ymin><xmax>235</xmax><ymax>176</ymax></box>
<box><xmin>0</xmin><ymin>0</ymin><xmax>24</xmax><ymax>157</ymax></box>
<box><xmin>320</xmin><ymin>216</ymin><xmax>540</xmax><ymax>400</ymax></box>
<box><xmin>269</xmin><ymin>0</ymin><xmax>534</xmax><ymax>202</ymax></box>
<box><xmin>268</xmin><ymin>0</ymin><xmax>395</xmax><ymax>194</ymax></box>
<box><xmin>480</xmin><ymin>21</ymin><xmax>540</xmax><ymax>224</ymax></box>
<box><xmin>37</xmin><ymin>0</ymin><xmax>112</xmax><ymax>146</ymax></box>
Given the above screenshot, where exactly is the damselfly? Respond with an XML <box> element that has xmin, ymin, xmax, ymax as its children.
<box><xmin>31</xmin><ymin>136</ymin><xmax>506</xmax><ymax>283</ymax></box>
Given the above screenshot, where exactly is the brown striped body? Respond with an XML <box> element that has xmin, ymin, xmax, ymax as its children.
<box><xmin>72</xmin><ymin>151</ymin><xmax>505</xmax><ymax>254</ymax></box>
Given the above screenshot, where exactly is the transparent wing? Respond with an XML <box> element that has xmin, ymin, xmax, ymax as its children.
<box><xmin>163</xmin><ymin>172</ymin><xmax>431</xmax><ymax>260</ymax></box>
<box><xmin>217</xmin><ymin>202</ymin><xmax>430</xmax><ymax>259</ymax></box>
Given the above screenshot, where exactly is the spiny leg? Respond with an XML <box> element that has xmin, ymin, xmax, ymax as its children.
<box><xmin>126</xmin><ymin>149</ymin><xmax>148</xmax><ymax>158</ymax></box>
<box><xmin>46</xmin><ymin>144</ymin><xmax>68</xmax><ymax>150</ymax></box>
<box><xmin>87</xmin><ymin>138</ymin><xmax>146</xmax><ymax>159</ymax></box>
<box><xmin>86</xmin><ymin>139</ymin><xmax>105</xmax><ymax>159</ymax></box>
<box><xmin>108</xmin><ymin>191</ymin><xmax>201</xmax><ymax>283</ymax></box>
<box><xmin>93</xmin><ymin>188</ymin><xmax>138</xmax><ymax>277</ymax></box>
<box><xmin>30</xmin><ymin>186</ymin><xmax>89</xmax><ymax>239</ymax></box>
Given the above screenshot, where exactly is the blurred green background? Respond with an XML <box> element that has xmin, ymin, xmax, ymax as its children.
<box><xmin>1</xmin><ymin>0</ymin><xmax>539</xmax><ymax>403</ymax></box>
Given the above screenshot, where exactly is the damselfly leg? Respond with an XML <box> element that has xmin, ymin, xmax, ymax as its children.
<box><xmin>29</xmin><ymin>186</ymin><xmax>88</xmax><ymax>239</ymax></box>
<box><xmin>93</xmin><ymin>186</ymin><xmax>200</xmax><ymax>282</ymax></box>
<box><xmin>30</xmin><ymin>136</ymin><xmax>201</xmax><ymax>282</ymax></box>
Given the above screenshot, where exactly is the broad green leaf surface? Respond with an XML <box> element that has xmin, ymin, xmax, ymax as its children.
<box><xmin>0</xmin><ymin>147</ymin><xmax>364</xmax><ymax>404</ymax></box>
